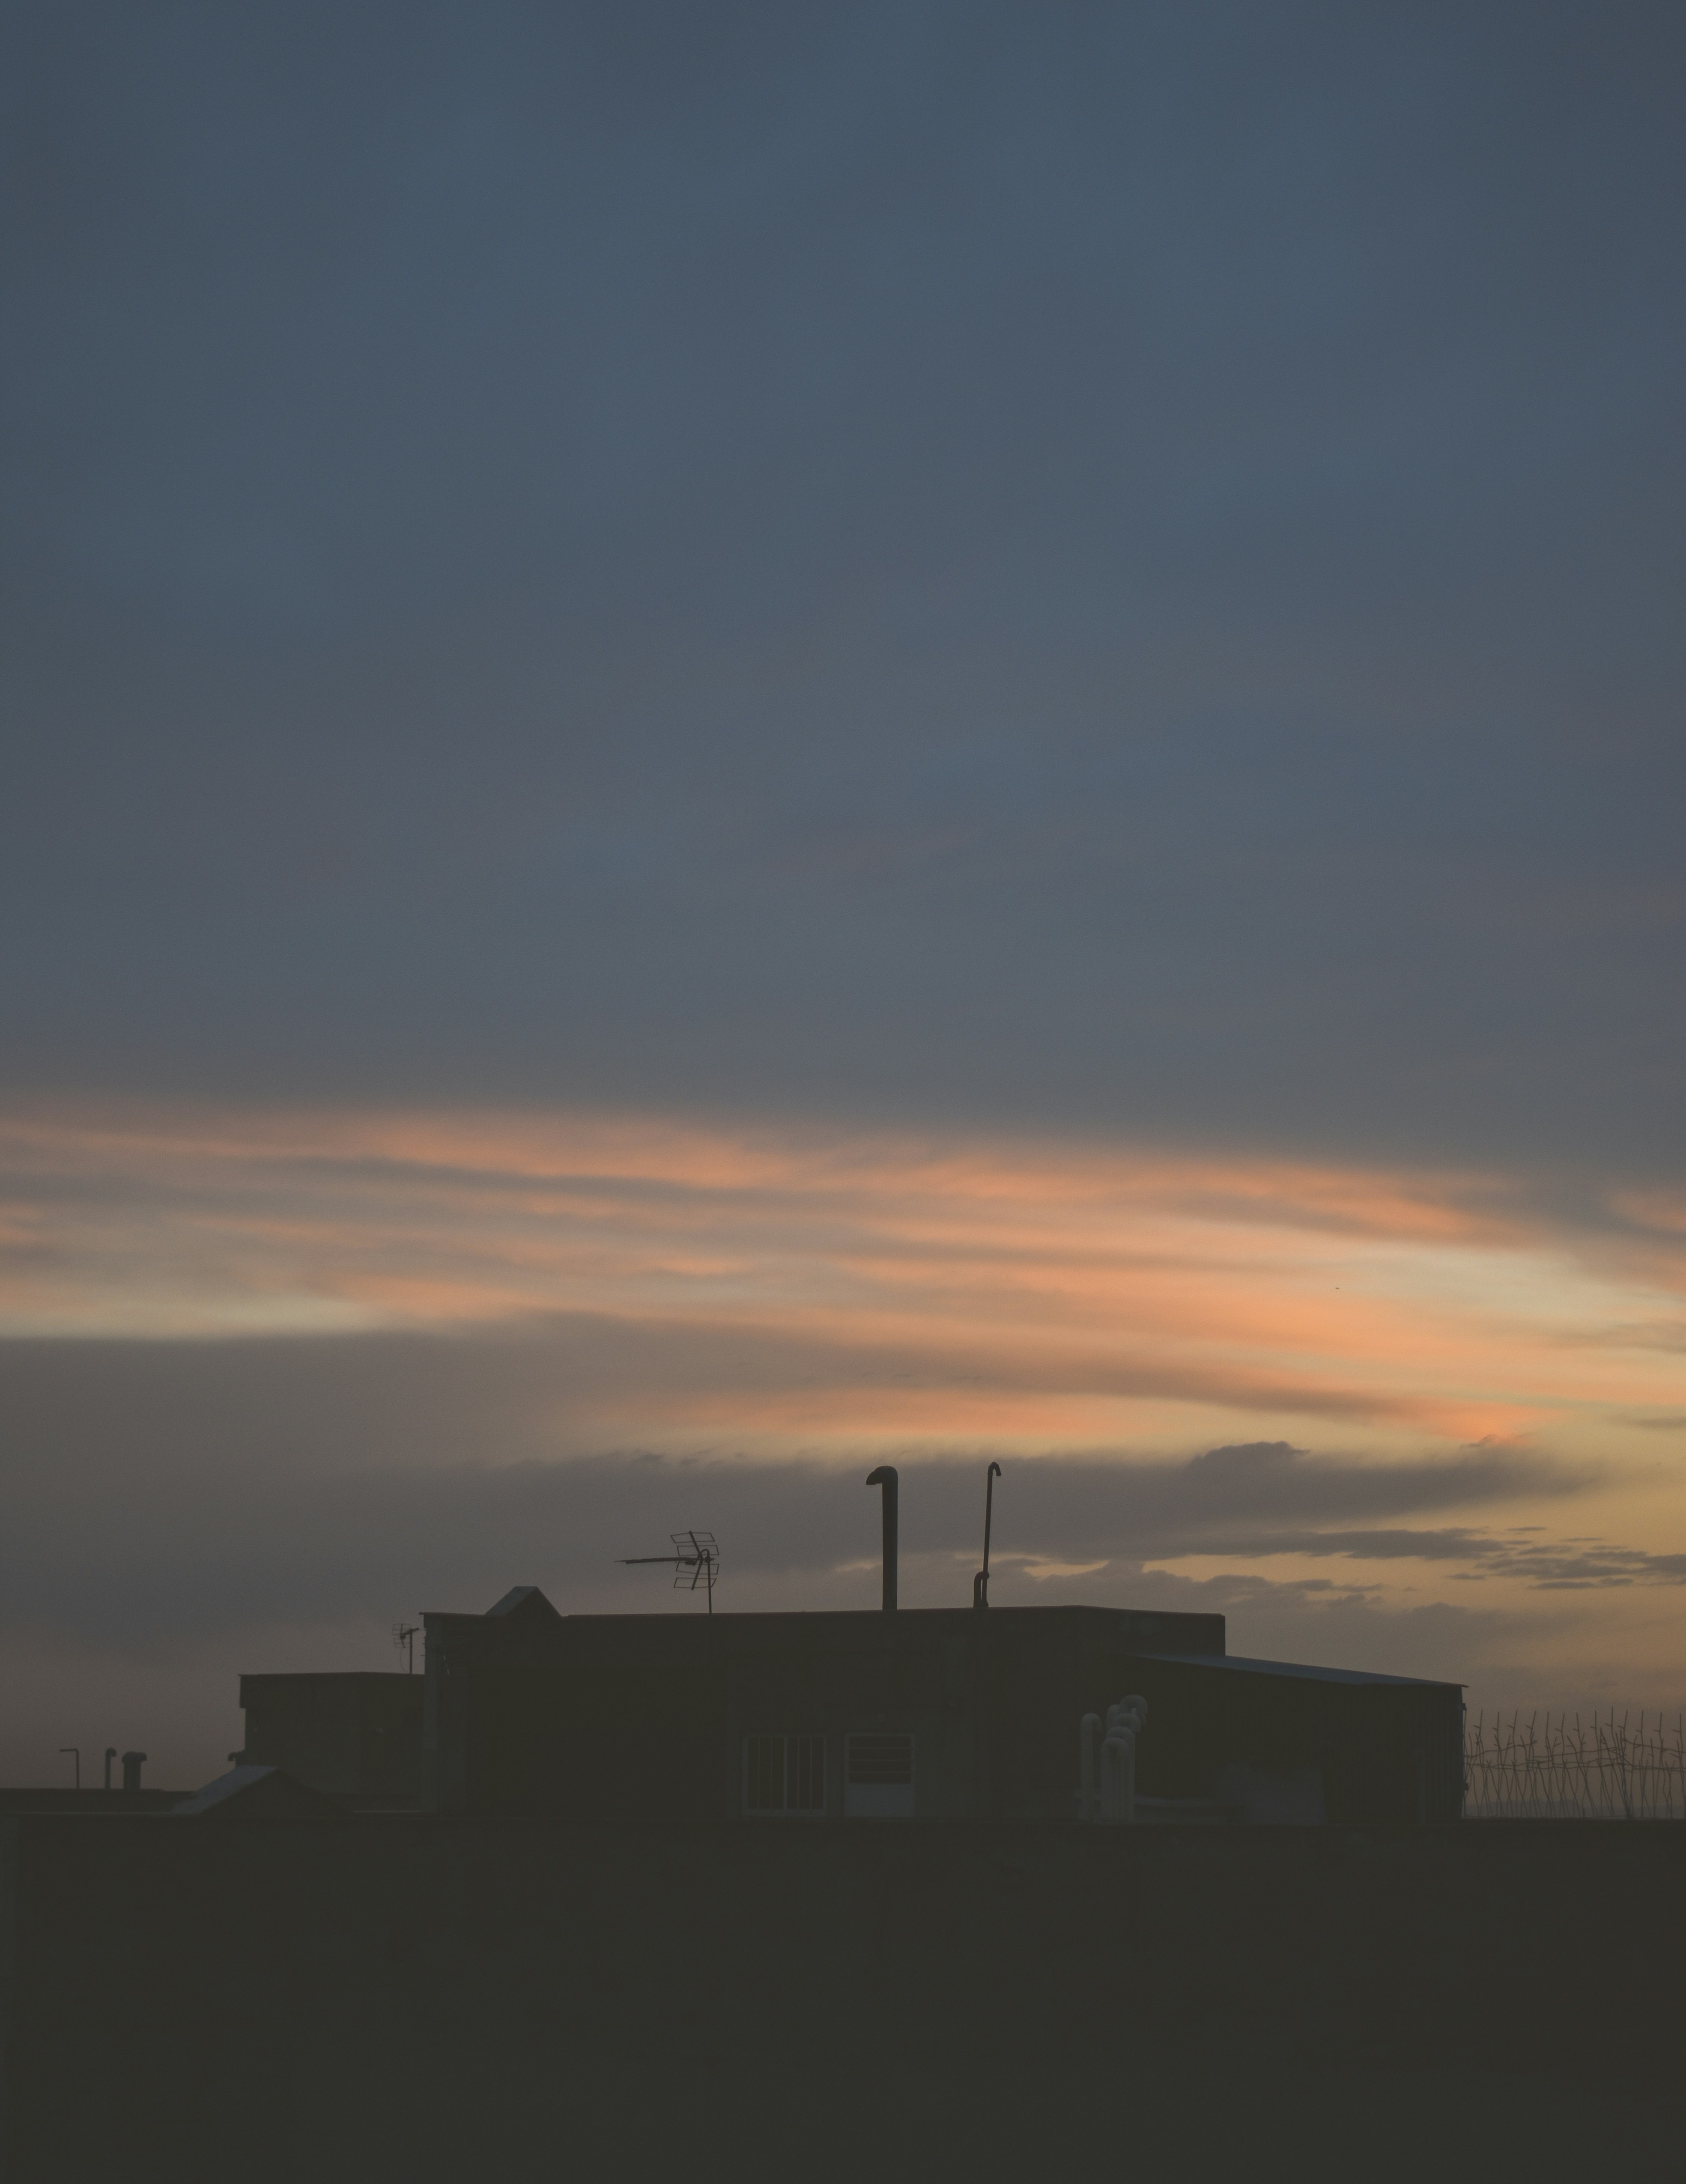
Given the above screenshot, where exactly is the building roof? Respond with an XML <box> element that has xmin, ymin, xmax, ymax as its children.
<box><xmin>427</xmin><ymin>1594</ymin><xmax>1226</xmax><ymax>1635</ymax></box>
<box><xmin>420</xmin><ymin>1597</ymin><xmax>1231</xmax><ymax>1660</ymax></box>
<box><xmin>483</xmin><ymin>1585</ymin><xmax>567</xmax><ymax>1629</ymax></box>
<box><xmin>1149</xmin><ymin>1651</ymin><xmax>1463</xmax><ymax>1690</ymax></box>
<box><xmin>172</xmin><ymin>1765</ymin><xmax>347</xmax><ymax>1822</ymax></box>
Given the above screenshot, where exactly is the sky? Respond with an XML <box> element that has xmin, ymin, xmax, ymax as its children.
<box><xmin>3</xmin><ymin>1</ymin><xmax>1684</xmax><ymax>1786</ymax></box>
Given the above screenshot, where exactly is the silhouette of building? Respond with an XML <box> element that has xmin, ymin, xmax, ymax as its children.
<box><xmin>232</xmin><ymin>1585</ymin><xmax>1461</xmax><ymax>1824</ymax></box>
<box><xmin>236</xmin><ymin>1671</ymin><xmax>424</xmax><ymax>1807</ymax></box>
<box><xmin>413</xmin><ymin>1586</ymin><xmax>1460</xmax><ymax>1823</ymax></box>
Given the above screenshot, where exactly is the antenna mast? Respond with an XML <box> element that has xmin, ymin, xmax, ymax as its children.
<box><xmin>619</xmin><ymin>1531</ymin><xmax>720</xmax><ymax>1612</ymax></box>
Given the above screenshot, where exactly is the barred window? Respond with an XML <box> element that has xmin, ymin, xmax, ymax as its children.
<box><xmin>743</xmin><ymin>1734</ymin><xmax>826</xmax><ymax>1816</ymax></box>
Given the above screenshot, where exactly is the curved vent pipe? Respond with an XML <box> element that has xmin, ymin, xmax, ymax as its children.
<box><xmin>865</xmin><ymin>1467</ymin><xmax>898</xmax><ymax>1611</ymax></box>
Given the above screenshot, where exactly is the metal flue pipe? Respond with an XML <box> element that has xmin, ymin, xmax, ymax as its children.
<box><xmin>865</xmin><ymin>1466</ymin><xmax>898</xmax><ymax>1611</ymax></box>
<box><xmin>973</xmin><ymin>1461</ymin><xmax>1002</xmax><ymax>1609</ymax></box>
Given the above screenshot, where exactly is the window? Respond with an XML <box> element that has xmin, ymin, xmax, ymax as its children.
<box><xmin>844</xmin><ymin>1733</ymin><xmax>915</xmax><ymax>1819</ymax></box>
<box><xmin>743</xmin><ymin>1734</ymin><xmax>826</xmax><ymax>1816</ymax></box>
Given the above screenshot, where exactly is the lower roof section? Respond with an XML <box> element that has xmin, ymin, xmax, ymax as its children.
<box><xmin>1151</xmin><ymin>1651</ymin><xmax>1463</xmax><ymax>1689</ymax></box>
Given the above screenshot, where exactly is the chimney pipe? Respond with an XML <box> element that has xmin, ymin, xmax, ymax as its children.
<box><xmin>865</xmin><ymin>1466</ymin><xmax>898</xmax><ymax>1611</ymax></box>
<box><xmin>120</xmin><ymin>1750</ymin><xmax>146</xmax><ymax>1794</ymax></box>
<box><xmin>973</xmin><ymin>1461</ymin><xmax>1002</xmax><ymax>1609</ymax></box>
<box><xmin>103</xmin><ymin>1747</ymin><xmax>116</xmax><ymax>1793</ymax></box>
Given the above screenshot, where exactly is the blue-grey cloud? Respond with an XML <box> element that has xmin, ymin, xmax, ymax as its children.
<box><xmin>2</xmin><ymin>2</ymin><xmax>1683</xmax><ymax>1179</ymax></box>
<box><xmin>0</xmin><ymin>1332</ymin><xmax>1601</xmax><ymax>1648</ymax></box>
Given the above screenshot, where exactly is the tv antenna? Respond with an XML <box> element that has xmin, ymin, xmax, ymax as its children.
<box><xmin>619</xmin><ymin>1531</ymin><xmax>720</xmax><ymax>1613</ymax></box>
<box><xmin>392</xmin><ymin>1621</ymin><xmax>420</xmax><ymax>1673</ymax></box>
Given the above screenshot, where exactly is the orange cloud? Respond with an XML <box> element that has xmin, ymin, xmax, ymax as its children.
<box><xmin>1</xmin><ymin>1098</ymin><xmax>1682</xmax><ymax>1460</ymax></box>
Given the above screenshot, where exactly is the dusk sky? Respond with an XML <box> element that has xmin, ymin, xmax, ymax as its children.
<box><xmin>4</xmin><ymin>2</ymin><xmax>1684</xmax><ymax>1784</ymax></box>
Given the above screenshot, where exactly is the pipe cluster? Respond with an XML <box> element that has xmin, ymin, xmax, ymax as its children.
<box><xmin>1078</xmin><ymin>1696</ymin><xmax>1147</xmax><ymax>1823</ymax></box>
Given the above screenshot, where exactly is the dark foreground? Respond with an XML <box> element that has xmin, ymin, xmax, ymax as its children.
<box><xmin>3</xmin><ymin>1816</ymin><xmax>1679</xmax><ymax>2181</ymax></box>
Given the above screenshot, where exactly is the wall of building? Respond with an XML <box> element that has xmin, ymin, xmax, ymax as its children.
<box><xmin>419</xmin><ymin>1602</ymin><xmax>1456</xmax><ymax>1823</ymax></box>
<box><xmin>239</xmin><ymin>1673</ymin><xmax>424</xmax><ymax>1804</ymax></box>
<box><xmin>1103</xmin><ymin>1655</ymin><xmax>1466</xmax><ymax>1823</ymax></box>
<box><xmin>421</xmin><ymin>1602</ymin><xmax>1231</xmax><ymax>1820</ymax></box>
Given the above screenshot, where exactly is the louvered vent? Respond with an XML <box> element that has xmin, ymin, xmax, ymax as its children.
<box><xmin>846</xmin><ymin>1734</ymin><xmax>914</xmax><ymax>1785</ymax></box>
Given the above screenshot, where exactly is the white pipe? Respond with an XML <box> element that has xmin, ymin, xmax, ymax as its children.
<box><xmin>1100</xmin><ymin>1697</ymin><xmax>1148</xmax><ymax>1823</ymax></box>
<box><xmin>1079</xmin><ymin>1713</ymin><xmax>1101</xmax><ymax>1821</ymax></box>
<box><xmin>1081</xmin><ymin>1697</ymin><xmax>1149</xmax><ymax>1822</ymax></box>
<box><xmin>1102</xmin><ymin>1728</ymin><xmax>1135</xmax><ymax>1823</ymax></box>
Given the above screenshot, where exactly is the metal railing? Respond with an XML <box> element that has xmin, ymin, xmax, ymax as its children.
<box><xmin>1463</xmin><ymin>1710</ymin><xmax>1686</xmax><ymax>1820</ymax></box>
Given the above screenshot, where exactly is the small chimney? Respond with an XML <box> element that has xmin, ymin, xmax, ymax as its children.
<box><xmin>865</xmin><ymin>1467</ymin><xmax>898</xmax><ymax>1611</ymax></box>
<box><xmin>120</xmin><ymin>1750</ymin><xmax>146</xmax><ymax>1793</ymax></box>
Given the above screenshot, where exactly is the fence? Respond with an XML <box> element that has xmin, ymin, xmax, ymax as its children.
<box><xmin>1463</xmin><ymin>1710</ymin><xmax>1686</xmax><ymax>1820</ymax></box>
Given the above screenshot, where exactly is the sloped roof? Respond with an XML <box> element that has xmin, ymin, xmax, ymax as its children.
<box><xmin>1149</xmin><ymin>1652</ymin><xmax>1463</xmax><ymax>1689</ymax></box>
<box><xmin>172</xmin><ymin>1765</ymin><xmax>346</xmax><ymax>1822</ymax></box>
<box><xmin>483</xmin><ymin>1585</ymin><xmax>565</xmax><ymax>1627</ymax></box>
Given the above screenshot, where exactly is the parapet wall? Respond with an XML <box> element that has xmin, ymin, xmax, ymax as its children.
<box><xmin>3</xmin><ymin>1817</ymin><xmax>1681</xmax><ymax>2181</ymax></box>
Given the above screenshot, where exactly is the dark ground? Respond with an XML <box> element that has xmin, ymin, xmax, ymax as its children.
<box><xmin>4</xmin><ymin>1817</ymin><xmax>1678</xmax><ymax>2180</ymax></box>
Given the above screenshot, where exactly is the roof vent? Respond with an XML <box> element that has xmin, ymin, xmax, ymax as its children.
<box><xmin>484</xmin><ymin>1586</ymin><xmax>564</xmax><ymax>1627</ymax></box>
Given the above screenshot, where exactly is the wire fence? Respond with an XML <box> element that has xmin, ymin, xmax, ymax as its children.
<box><xmin>1463</xmin><ymin>1710</ymin><xmax>1686</xmax><ymax>1820</ymax></box>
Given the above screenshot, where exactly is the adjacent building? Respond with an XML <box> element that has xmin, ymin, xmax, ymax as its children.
<box><xmin>236</xmin><ymin>1670</ymin><xmax>425</xmax><ymax>1808</ymax></box>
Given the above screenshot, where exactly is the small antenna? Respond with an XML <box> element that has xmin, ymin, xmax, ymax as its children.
<box><xmin>973</xmin><ymin>1462</ymin><xmax>1002</xmax><ymax>1609</ymax></box>
<box><xmin>619</xmin><ymin>1531</ymin><xmax>720</xmax><ymax>1613</ymax></box>
<box><xmin>392</xmin><ymin>1621</ymin><xmax>420</xmax><ymax>1674</ymax></box>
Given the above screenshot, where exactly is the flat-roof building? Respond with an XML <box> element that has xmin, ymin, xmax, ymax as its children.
<box><xmin>409</xmin><ymin>1586</ymin><xmax>1462</xmax><ymax>1824</ymax></box>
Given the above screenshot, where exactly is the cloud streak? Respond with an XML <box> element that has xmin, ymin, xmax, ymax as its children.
<box><xmin>0</xmin><ymin>1330</ymin><xmax>1616</xmax><ymax>1645</ymax></box>
<box><xmin>3</xmin><ymin>1103</ymin><xmax>1683</xmax><ymax>1462</ymax></box>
